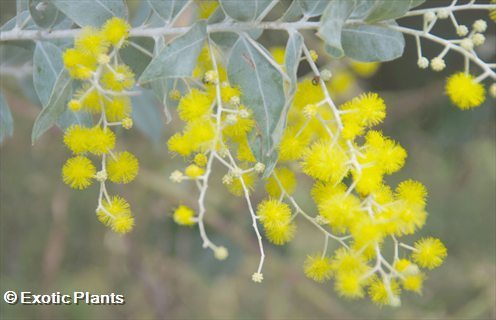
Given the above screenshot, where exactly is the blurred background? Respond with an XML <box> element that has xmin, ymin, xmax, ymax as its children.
<box><xmin>1</xmin><ymin>1</ymin><xmax>495</xmax><ymax>319</ymax></box>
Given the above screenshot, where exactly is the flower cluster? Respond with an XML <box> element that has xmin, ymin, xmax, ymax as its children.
<box><xmin>61</xmin><ymin>18</ymin><xmax>138</xmax><ymax>234</ymax></box>
<box><xmin>166</xmin><ymin>38</ymin><xmax>448</xmax><ymax>306</ymax></box>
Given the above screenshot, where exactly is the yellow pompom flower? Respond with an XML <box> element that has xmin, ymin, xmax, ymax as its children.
<box><xmin>77</xmin><ymin>85</ymin><xmax>105</xmax><ymax>114</ymax></box>
<box><xmin>63</xmin><ymin>48</ymin><xmax>97</xmax><ymax>79</ymax></box>
<box><xmin>101</xmin><ymin>17</ymin><xmax>130</xmax><ymax>46</ymax></box>
<box><xmin>101</xmin><ymin>65</ymin><xmax>135</xmax><ymax>92</ymax></box>
<box><xmin>293</xmin><ymin>79</ymin><xmax>324</xmax><ymax>109</ymax></box>
<box><xmin>226</xmin><ymin>172</ymin><xmax>256</xmax><ymax>196</ymax></box>
<box><xmin>97</xmin><ymin>196</ymin><xmax>134</xmax><ymax>234</ymax></box>
<box><xmin>278</xmin><ymin>126</ymin><xmax>311</xmax><ymax>161</ymax></box>
<box><xmin>75</xmin><ymin>26</ymin><xmax>108</xmax><ymax>57</ymax></box>
<box><xmin>304</xmin><ymin>254</ymin><xmax>333</xmax><ymax>283</ymax></box>
<box><xmin>265</xmin><ymin>167</ymin><xmax>296</xmax><ymax>198</ymax></box>
<box><xmin>330</xmin><ymin>248</ymin><xmax>369</xmax><ymax>274</ymax></box>
<box><xmin>177</xmin><ymin>89</ymin><xmax>213</xmax><ymax>122</ymax></box>
<box><xmin>63</xmin><ymin>125</ymin><xmax>91</xmax><ymax>154</ymax></box>
<box><xmin>223</xmin><ymin>115</ymin><xmax>254</xmax><ymax>139</ymax></box>
<box><xmin>87</xmin><ymin>127</ymin><xmax>116</xmax><ymax>155</ymax></box>
<box><xmin>318</xmin><ymin>190</ymin><xmax>362</xmax><ymax>234</ymax></box>
<box><xmin>104</xmin><ymin>96</ymin><xmax>131</xmax><ymax>121</ymax></box>
<box><xmin>182</xmin><ymin>119</ymin><xmax>216</xmax><ymax>152</ymax></box>
<box><xmin>68</xmin><ymin>99</ymin><xmax>82</xmax><ymax>112</ymax></box>
<box><xmin>107</xmin><ymin>151</ymin><xmax>139</xmax><ymax>183</ymax></box>
<box><xmin>256</xmin><ymin>199</ymin><xmax>292</xmax><ymax>230</ymax></box>
<box><xmin>353</xmin><ymin>166</ymin><xmax>384</xmax><ymax>195</ymax></box>
<box><xmin>327</xmin><ymin>71</ymin><xmax>355</xmax><ymax>97</ymax></box>
<box><xmin>168</xmin><ymin>133</ymin><xmax>193</xmax><ymax>156</ymax></box>
<box><xmin>335</xmin><ymin>272</ymin><xmax>365</xmax><ymax>299</ymax></box>
<box><xmin>446</xmin><ymin>72</ymin><xmax>485</xmax><ymax>110</ymax></box>
<box><xmin>412</xmin><ymin>237</ymin><xmax>447</xmax><ymax>269</ymax></box>
<box><xmin>62</xmin><ymin>156</ymin><xmax>96</xmax><ymax>189</ymax></box>
<box><xmin>270</xmin><ymin>46</ymin><xmax>286</xmax><ymax>65</ymax></box>
<box><xmin>368</xmin><ymin>278</ymin><xmax>401</xmax><ymax>306</ymax></box>
<box><xmin>265</xmin><ymin>222</ymin><xmax>296</xmax><ymax>245</ymax></box>
<box><xmin>396</xmin><ymin>180</ymin><xmax>427</xmax><ymax>208</ymax></box>
<box><xmin>302</xmin><ymin>140</ymin><xmax>349</xmax><ymax>183</ymax></box>
<box><xmin>185</xmin><ymin>164</ymin><xmax>205</xmax><ymax>178</ymax></box>
<box><xmin>236</xmin><ymin>137</ymin><xmax>257</xmax><ymax>163</ymax></box>
<box><xmin>311</xmin><ymin>181</ymin><xmax>344</xmax><ymax>204</ymax></box>
<box><xmin>394</xmin><ymin>259</ymin><xmax>419</xmax><ymax>275</ymax></box>
<box><xmin>350</xmin><ymin>61</ymin><xmax>380</xmax><ymax>78</ymax></box>
<box><xmin>402</xmin><ymin>273</ymin><xmax>425</xmax><ymax>293</ymax></box>
<box><xmin>364</xmin><ymin>130</ymin><xmax>407</xmax><ymax>175</ymax></box>
<box><xmin>173</xmin><ymin>205</ymin><xmax>196</xmax><ymax>226</ymax></box>
<box><xmin>194</xmin><ymin>153</ymin><xmax>208</xmax><ymax>167</ymax></box>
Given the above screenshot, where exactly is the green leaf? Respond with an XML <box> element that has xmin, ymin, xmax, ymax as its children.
<box><xmin>147</xmin><ymin>0</ymin><xmax>188</xmax><ymax>22</ymax></box>
<box><xmin>29</xmin><ymin>0</ymin><xmax>62</xmax><ymax>29</ymax></box>
<box><xmin>219</xmin><ymin>0</ymin><xmax>272</xmax><ymax>21</ymax></box>
<box><xmin>409</xmin><ymin>0</ymin><xmax>426</xmax><ymax>9</ymax></box>
<box><xmin>364</xmin><ymin>0</ymin><xmax>411</xmax><ymax>23</ymax></box>
<box><xmin>0</xmin><ymin>94</ymin><xmax>14</xmax><ymax>143</ymax></box>
<box><xmin>227</xmin><ymin>36</ymin><xmax>286</xmax><ymax>177</ymax></box>
<box><xmin>31</xmin><ymin>70</ymin><xmax>72</xmax><ymax>144</ymax></box>
<box><xmin>33</xmin><ymin>41</ymin><xmax>63</xmax><ymax>106</ymax></box>
<box><xmin>340</xmin><ymin>22</ymin><xmax>405</xmax><ymax>62</ymax></box>
<box><xmin>298</xmin><ymin>0</ymin><xmax>328</xmax><ymax>17</ymax></box>
<box><xmin>120</xmin><ymin>37</ymin><xmax>155</xmax><ymax>77</ymax></box>
<box><xmin>131</xmin><ymin>89</ymin><xmax>164</xmax><ymax>145</ymax></box>
<box><xmin>51</xmin><ymin>0</ymin><xmax>127</xmax><ymax>27</ymax></box>
<box><xmin>139</xmin><ymin>21</ymin><xmax>207</xmax><ymax>84</ymax></box>
<box><xmin>285</xmin><ymin>32</ymin><xmax>303</xmax><ymax>91</ymax></box>
<box><xmin>281</xmin><ymin>0</ymin><xmax>303</xmax><ymax>22</ymax></box>
<box><xmin>318</xmin><ymin>0</ymin><xmax>356</xmax><ymax>58</ymax></box>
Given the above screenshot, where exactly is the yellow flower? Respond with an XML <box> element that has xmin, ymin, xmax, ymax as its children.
<box><xmin>350</xmin><ymin>61</ymin><xmax>380</xmax><ymax>78</ymax></box>
<box><xmin>412</xmin><ymin>237</ymin><xmax>447</xmax><ymax>269</ymax></box>
<box><xmin>101</xmin><ymin>17</ymin><xmax>130</xmax><ymax>46</ymax></box>
<box><xmin>265</xmin><ymin>167</ymin><xmax>296</xmax><ymax>198</ymax></box>
<box><xmin>327</xmin><ymin>70</ymin><xmax>355</xmax><ymax>97</ymax></box>
<box><xmin>278</xmin><ymin>126</ymin><xmax>311</xmax><ymax>161</ymax></box>
<box><xmin>223</xmin><ymin>115</ymin><xmax>254</xmax><ymax>139</ymax></box>
<box><xmin>270</xmin><ymin>47</ymin><xmax>285</xmax><ymax>65</ymax></box>
<box><xmin>396</xmin><ymin>179</ymin><xmax>427</xmax><ymax>208</ymax></box>
<box><xmin>256</xmin><ymin>199</ymin><xmax>292</xmax><ymax>230</ymax></box>
<box><xmin>168</xmin><ymin>133</ymin><xmax>193</xmax><ymax>156</ymax></box>
<box><xmin>226</xmin><ymin>172</ymin><xmax>256</xmax><ymax>196</ymax></box>
<box><xmin>265</xmin><ymin>222</ymin><xmax>296</xmax><ymax>245</ymax></box>
<box><xmin>293</xmin><ymin>79</ymin><xmax>324</xmax><ymax>109</ymax></box>
<box><xmin>182</xmin><ymin>119</ymin><xmax>216</xmax><ymax>152</ymax></box>
<box><xmin>335</xmin><ymin>272</ymin><xmax>365</xmax><ymax>299</ymax></box>
<box><xmin>101</xmin><ymin>64</ymin><xmax>135</xmax><ymax>92</ymax></box>
<box><xmin>196</xmin><ymin>0</ymin><xmax>219</xmax><ymax>19</ymax></box>
<box><xmin>330</xmin><ymin>248</ymin><xmax>369</xmax><ymax>274</ymax></box>
<box><xmin>304</xmin><ymin>254</ymin><xmax>333</xmax><ymax>283</ymax></box>
<box><xmin>104</xmin><ymin>96</ymin><xmax>131</xmax><ymax>121</ymax></box>
<box><xmin>318</xmin><ymin>189</ymin><xmax>362</xmax><ymax>234</ymax></box>
<box><xmin>107</xmin><ymin>151</ymin><xmax>139</xmax><ymax>183</ymax></box>
<box><xmin>177</xmin><ymin>89</ymin><xmax>212</xmax><ymax>122</ymax></box>
<box><xmin>75</xmin><ymin>26</ymin><xmax>108</xmax><ymax>57</ymax></box>
<box><xmin>185</xmin><ymin>164</ymin><xmax>205</xmax><ymax>178</ymax></box>
<box><xmin>63</xmin><ymin>48</ymin><xmax>97</xmax><ymax>79</ymax></box>
<box><xmin>446</xmin><ymin>72</ymin><xmax>485</xmax><ymax>110</ymax></box>
<box><xmin>97</xmin><ymin>196</ymin><xmax>134</xmax><ymax>234</ymax></box>
<box><xmin>87</xmin><ymin>127</ymin><xmax>116</xmax><ymax>155</ymax></box>
<box><xmin>402</xmin><ymin>273</ymin><xmax>425</xmax><ymax>293</ymax></box>
<box><xmin>194</xmin><ymin>153</ymin><xmax>208</xmax><ymax>167</ymax></box>
<box><xmin>301</xmin><ymin>139</ymin><xmax>349</xmax><ymax>183</ymax></box>
<box><xmin>76</xmin><ymin>86</ymin><xmax>105</xmax><ymax>114</ymax></box>
<box><xmin>62</xmin><ymin>156</ymin><xmax>96</xmax><ymax>189</ymax></box>
<box><xmin>68</xmin><ymin>99</ymin><xmax>82</xmax><ymax>112</ymax></box>
<box><xmin>173</xmin><ymin>205</ymin><xmax>196</xmax><ymax>226</ymax></box>
<box><xmin>368</xmin><ymin>278</ymin><xmax>401</xmax><ymax>306</ymax></box>
<box><xmin>63</xmin><ymin>125</ymin><xmax>91</xmax><ymax>154</ymax></box>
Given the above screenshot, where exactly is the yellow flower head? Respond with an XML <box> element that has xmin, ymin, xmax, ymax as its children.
<box><xmin>107</xmin><ymin>151</ymin><xmax>139</xmax><ymax>184</ymax></box>
<box><xmin>396</xmin><ymin>179</ymin><xmax>427</xmax><ymax>208</ymax></box>
<box><xmin>335</xmin><ymin>272</ymin><xmax>365</xmax><ymax>299</ymax></box>
<box><xmin>368</xmin><ymin>278</ymin><xmax>401</xmax><ymax>306</ymax></box>
<box><xmin>278</xmin><ymin>126</ymin><xmax>311</xmax><ymax>161</ymax></box>
<box><xmin>446</xmin><ymin>72</ymin><xmax>485</xmax><ymax>110</ymax></box>
<box><xmin>75</xmin><ymin>26</ymin><xmax>108</xmax><ymax>57</ymax></box>
<box><xmin>101</xmin><ymin>17</ymin><xmax>130</xmax><ymax>46</ymax></box>
<box><xmin>226</xmin><ymin>171</ymin><xmax>256</xmax><ymax>196</ymax></box>
<box><xmin>350</xmin><ymin>61</ymin><xmax>380</xmax><ymax>78</ymax></box>
<box><xmin>304</xmin><ymin>254</ymin><xmax>333</xmax><ymax>283</ymax></box>
<box><xmin>194</xmin><ymin>153</ymin><xmax>208</xmax><ymax>167</ymax></box>
<box><xmin>97</xmin><ymin>196</ymin><xmax>134</xmax><ymax>234</ymax></box>
<box><xmin>301</xmin><ymin>139</ymin><xmax>349</xmax><ymax>183</ymax></box>
<box><xmin>265</xmin><ymin>167</ymin><xmax>296</xmax><ymax>198</ymax></box>
<box><xmin>197</xmin><ymin>0</ymin><xmax>219</xmax><ymax>19</ymax></box>
<box><xmin>101</xmin><ymin>64</ymin><xmax>135</xmax><ymax>92</ymax></box>
<box><xmin>177</xmin><ymin>89</ymin><xmax>213</xmax><ymax>122</ymax></box>
<box><xmin>412</xmin><ymin>237</ymin><xmax>447</xmax><ymax>269</ymax></box>
<box><xmin>265</xmin><ymin>222</ymin><xmax>296</xmax><ymax>245</ymax></box>
<box><xmin>173</xmin><ymin>205</ymin><xmax>196</xmax><ymax>226</ymax></box>
<box><xmin>402</xmin><ymin>273</ymin><xmax>425</xmax><ymax>293</ymax></box>
<box><xmin>105</xmin><ymin>96</ymin><xmax>131</xmax><ymax>121</ymax></box>
<box><xmin>62</xmin><ymin>156</ymin><xmax>96</xmax><ymax>189</ymax></box>
<box><xmin>256</xmin><ymin>199</ymin><xmax>292</xmax><ymax>230</ymax></box>
<box><xmin>64</xmin><ymin>125</ymin><xmax>91</xmax><ymax>154</ymax></box>
<box><xmin>185</xmin><ymin>164</ymin><xmax>205</xmax><ymax>178</ymax></box>
<box><xmin>87</xmin><ymin>127</ymin><xmax>116</xmax><ymax>155</ymax></box>
<box><xmin>270</xmin><ymin>46</ymin><xmax>285</xmax><ymax>65</ymax></box>
<box><xmin>168</xmin><ymin>133</ymin><xmax>193</xmax><ymax>156</ymax></box>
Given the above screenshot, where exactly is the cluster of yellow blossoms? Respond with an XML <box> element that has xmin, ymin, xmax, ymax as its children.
<box><xmin>61</xmin><ymin>18</ymin><xmax>138</xmax><ymax>234</ymax></box>
<box><xmin>168</xmin><ymin>43</ymin><xmax>447</xmax><ymax>306</ymax></box>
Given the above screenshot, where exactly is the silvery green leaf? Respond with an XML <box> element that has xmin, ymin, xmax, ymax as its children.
<box><xmin>33</xmin><ymin>41</ymin><xmax>63</xmax><ymax>106</ymax></box>
<box><xmin>340</xmin><ymin>22</ymin><xmax>405</xmax><ymax>62</ymax></box>
<box><xmin>318</xmin><ymin>0</ymin><xmax>356</xmax><ymax>58</ymax></box>
<box><xmin>298</xmin><ymin>0</ymin><xmax>328</xmax><ymax>17</ymax></box>
<box><xmin>120</xmin><ymin>37</ymin><xmax>154</xmax><ymax>77</ymax></box>
<box><xmin>58</xmin><ymin>110</ymin><xmax>93</xmax><ymax>130</ymax></box>
<box><xmin>1</xmin><ymin>10</ymin><xmax>36</xmax><ymax>31</ymax></box>
<box><xmin>409</xmin><ymin>0</ymin><xmax>426</xmax><ymax>9</ymax></box>
<box><xmin>207</xmin><ymin>6</ymin><xmax>225</xmax><ymax>24</ymax></box>
<box><xmin>29</xmin><ymin>0</ymin><xmax>62</xmax><ymax>29</ymax></box>
<box><xmin>365</xmin><ymin>0</ymin><xmax>411</xmax><ymax>23</ymax></box>
<box><xmin>139</xmin><ymin>21</ymin><xmax>207</xmax><ymax>84</ymax></box>
<box><xmin>51</xmin><ymin>0</ymin><xmax>127</xmax><ymax>27</ymax></box>
<box><xmin>131</xmin><ymin>0</ymin><xmax>152</xmax><ymax>27</ymax></box>
<box><xmin>285</xmin><ymin>32</ymin><xmax>303</xmax><ymax>91</ymax></box>
<box><xmin>219</xmin><ymin>0</ymin><xmax>272</xmax><ymax>21</ymax></box>
<box><xmin>228</xmin><ymin>36</ymin><xmax>285</xmax><ymax>177</ymax></box>
<box><xmin>131</xmin><ymin>89</ymin><xmax>164</xmax><ymax>144</ymax></box>
<box><xmin>350</xmin><ymin>0</ymin><xmax>374</xmax><ymax>19</ymax></box>
<box><xmin>147</xmin><ymin>0</ymin><xmax>188</xmax><ymax>22</ymax></box>
<box><xmin>31</xmin><ymin>69</ymin><xmax>72</xmax><ymax>144</ymax></box>
<box><xmin>0</xmin><ymin>94</ymin><xmax>14</xmax><ymax>143</ymax></box>
<box><xmin>281</xmin><ymin>0</ymin><xmax>303</xmax><ymax>22</ymax></box>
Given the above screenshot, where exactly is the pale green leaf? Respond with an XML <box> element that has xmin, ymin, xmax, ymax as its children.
<box><xmin>365</xmin><ymin>0</ymin><xmax>411</xmax><ymax>23</ymax></box>
<box><xmin>227</xmin><ymin>36</ymin><xmax>286</xmax><ymax>177</ymax></box>
<box><xmin>410</xmin><ymin>0</ymin><xmax>426</xmax><ymax>9</ymax></box>
<box><xmin>281</xmin><ymin>0</ymin><xmax>303</xmax><ymax>22</ymax></box>
<box><xmin>50</xmin><ymin>0</ymin><xmax>127</xmax><ymax>27</ymax></box>
<box><xmin>318</xmin><ymin>0</ymin><xmax>356</xmax><ymax>58</ymax></box>
<box><xmin>0</xmin><ymin>94</ymin><xmax>14</xmax><ymax>143</ymax></box>
<box><xmin>147</xmin><ymin>0</ymin><xmax>188</xmax><ymax>22</ymax></box>
<box><xmin>298</xmin><ymin>0</ymin><xmax>328</xmax><ymax>17</ymax></box>
<box><xmin>29</xmin><ymin>0</ymin><xmax>62</xmax><ymax>28</ymax></box>
<box><xmin>139</xmin><ymin>21</ymin><xmax>207</xmax><ymax>84</ymax></box>
<box><xmin>31</xmin><ymin>70</ymin><xmax>72</xmax><ymax>144</ymax></box>
<box><xmin>131</xmin><ymin>89</ymin><xmax>164</xmax><ymax>145</ymax></box>
<box><xmin>219</xmin><ymin>0</ymin><xmax>272</xmax><ymax>21</ymax></box>
<box><xmin>120</xmin><ymin>37</ymin><xmax>155</xmax><ymax>77</ymax></box>
<box><xmin>33</xmin><ymin>41</ymin><xmax>63</xmax><ymax>106</ymax></box>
